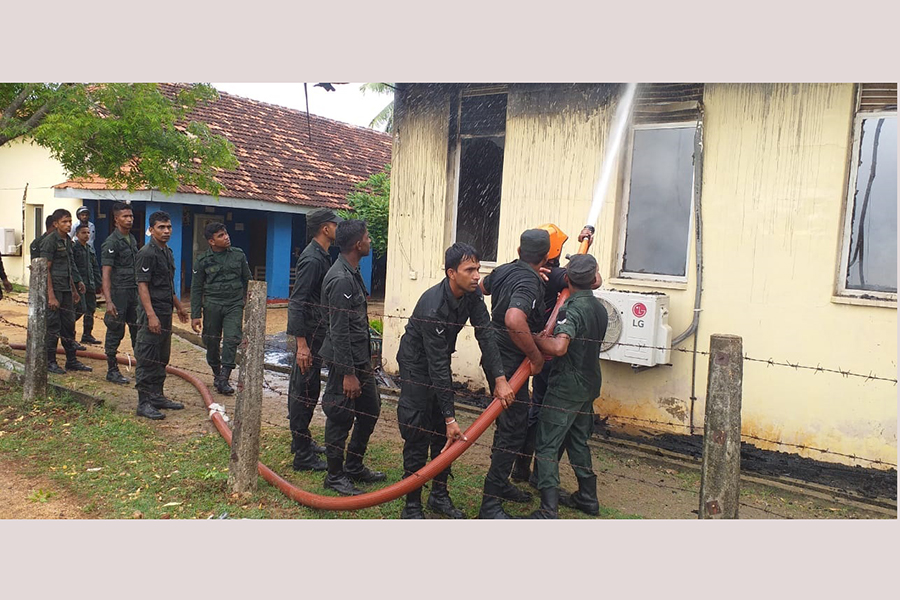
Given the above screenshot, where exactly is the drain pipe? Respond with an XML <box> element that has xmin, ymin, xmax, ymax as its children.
<box><xmin>669</xmin><ymin>107</ymin><xmax>704</xmax><ymax>435</ymax></box>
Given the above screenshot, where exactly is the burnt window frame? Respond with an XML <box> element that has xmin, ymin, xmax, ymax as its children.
<box><xmin>836</xmin><ymin>85</ymin><xmax>897</xmax><ymax>303</ymax></box>
<box><xmin>615</xmin><ymin>119</ymin><xmax>699</xmax><ymax>283</ymax></box>
<box><xmin>448</xmin><ymin>87</ymin><xmax>508</xmax><ymax>266</ymax></box>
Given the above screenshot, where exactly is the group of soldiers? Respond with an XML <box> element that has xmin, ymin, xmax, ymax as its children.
<box><xmin>33</xmin><ymin>203</ymin><xmax>250</xmax><ymax>421</ymax></box>
<box><xmin>287</xmin><ymin>209</ymin><xmax>608</xmax><ymax>519</ymax></box>
<box><xmin>32</xmin><ymin>202</ymin><xmax>609</xmax><ymax>519</ymax></box>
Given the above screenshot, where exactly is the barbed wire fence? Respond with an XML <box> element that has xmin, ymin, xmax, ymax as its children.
<box><xmin>1</xmin><ymin>280</ymin><xmax>895</xmax><ymax>518</ymax></box>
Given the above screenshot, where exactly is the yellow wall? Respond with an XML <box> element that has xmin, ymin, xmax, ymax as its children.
<box><xmin>384</xmin><ymin>83</ymin><xmax>898</xmax><ymax>468</ymax></box>
<box><xmin>0</xmin><ymin>140</ymin><xmax>79</xmax><ymax>285</ymax></box>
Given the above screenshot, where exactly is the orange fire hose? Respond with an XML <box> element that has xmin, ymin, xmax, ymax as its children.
<box><xmin>11</xmin><ymin>234</ymin><xmax>592</xmax><ymax>511</ymax></box>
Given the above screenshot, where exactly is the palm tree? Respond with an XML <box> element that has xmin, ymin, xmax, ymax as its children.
<box><xmin>360</xmin><ymin>83</ymin><xmax>395</xmax><ymax>132</ymax></box>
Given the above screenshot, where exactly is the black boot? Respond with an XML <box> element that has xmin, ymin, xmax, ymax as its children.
<box><xmin>150</xmin><ymin>395</ymin><xmax>184</xmax><ymax>410</ymax></box>
<box><xmin>293</xmin><ymin>447</ymin><xmax>327</xmax><ymax>471</ymax></box>
<box><xmin>323</xmin><ymin>472</ymin><xmax>363</xmax><ymax>496</ymax></box>
<box><xmin>310</xmin><ymin>441</ymin><xmax>327</xmax><ymax>455</ymax></box>
<box><xmin>323</xmin><ymin>457</ymin><xmax>362</xmax><ymax>496</ymax></box>
<box><xmin>401</xmin><ymin>501</ymin><xmax>425</xmax><ymax>519</ymax></box>
<box><xmin>477</xmin><ymin>483</ymin><xmax>517</xmax><ymax>520</ymax></box>
<box><xmin>511</xmin><ymin>425</ymin><xmax>536</xmax><ymax>483</ymax></box>
<box><xmin>427</xmin><ymin>484</ymin><xmax>464</xmax><ymax>519</ymax></box>
<box><xmin>345</xmin><ymin>465</ymin><xmax>387</xmax><ymax>483</ymax></box>
<box><xmin>47</xmin><ymin>360</ymin><xmax>66</xmax><ymax>375</ymax></box>
<box><xmin>65</xmin><ymin>357</ymin><xmax>93</xmax><ymax>372</ymax></box>
<box><xmin>215</xmin><ymin>366</ymin><xmax>235</xmax><ymax>395</ymax></box>
<box><xmin>136</xmin><ymin>392</ymin><xmax>165</xmax><ymax>420</ymax></box>
<box><xmin>559</xmin><ymin>475</ymin><xmax>600</xmax><ymax>516</ymax></box>
<box><xmin>499</xmin><ymin>481</ymin><xmax>533</xmax><ymax>503</ymax></box>
<box><xmin>81</xmin><ymin>334</ymin><xmax>101</xmax><ymax>345</ymax></box>
<box><xmin>106</xmin><ymin>357</ymin><xmax>129</xmax><ymax>384</ymax></box>
<box><xmin>73</xmin><ymin>341</ymin><xmax>87</xmax><ymax>351</ymax></box>
<box><xmin>529</xmin><ymin>487</ymin><xmax>559</xmax><ymax>519</ymax></box>
<box><xmin>401</xmin><ymin>489</ymin><xmax>425</xmax><ymax>519</ymax></box>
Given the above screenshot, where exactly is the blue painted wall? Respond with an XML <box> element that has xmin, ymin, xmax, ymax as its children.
<box><xmin>265</xmin><ymin>212</ymin><xmax>292</xmax><ymax>299</ymax></box>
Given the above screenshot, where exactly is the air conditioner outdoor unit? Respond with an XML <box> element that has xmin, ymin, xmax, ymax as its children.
<box><xmin>2</xmin><ymin>228</ymin><xmax>19</xmax><ymax>256</ymax></box>
<box><xmin>594</xmin><ymin>289</ymin><xmax>672</xmax><ymax>367</ymax></box>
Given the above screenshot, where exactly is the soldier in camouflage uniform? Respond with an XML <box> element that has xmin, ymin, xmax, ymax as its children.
<box><xmin>72</xmin><ymin>222</ymin><xmax>103</xmax><ymax>344</ymax></box>
<box><xmin>190</xmin><ymin>222</ymin><xmax>251</xmax><ymax>395</ymax></box>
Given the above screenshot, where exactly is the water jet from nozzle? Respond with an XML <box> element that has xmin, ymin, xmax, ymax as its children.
<box><xmin>584</xmin><ymin>83</ymin><xmax>639</xmax><ymax>231</ymax></box>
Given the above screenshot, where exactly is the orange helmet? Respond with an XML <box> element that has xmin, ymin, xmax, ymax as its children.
<box><xmin>537</xmin><ymin>223</ymin><xmax>568</xmax><ymax>261</ymax></box>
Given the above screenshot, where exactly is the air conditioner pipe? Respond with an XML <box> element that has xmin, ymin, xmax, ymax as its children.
<box><xmin>9</xmin><ymin>239</ymin><xmax>592</xmax><ymax>511</ymax></box>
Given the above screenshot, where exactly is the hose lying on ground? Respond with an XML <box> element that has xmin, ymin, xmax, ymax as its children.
<box><xmin>8</xmin><ymin>236</ymin><xmax>593</xmax><ymax>511</ymax></box>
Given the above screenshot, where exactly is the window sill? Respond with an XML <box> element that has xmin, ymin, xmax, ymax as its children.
<box><xmin>608</xmin><ymin>277</ymin><xmax>688</xmax><ymax>291</ymax></box>
<box><xmin>831</xmin><ymin>295</ymin><xmax>897</xmax><ymax>309</ymax></box>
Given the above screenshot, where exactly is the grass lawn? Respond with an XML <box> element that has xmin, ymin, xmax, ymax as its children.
<box><xmin>0</xmin><ymin>382</ymin><xmax>640</xmax><ymax>519</ymax></box>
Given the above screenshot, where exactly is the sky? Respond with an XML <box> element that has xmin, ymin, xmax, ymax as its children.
<box><xmin>212</xmin><ymin>83</ymin><xmax>391</xmax><ymax>130</ymax></box>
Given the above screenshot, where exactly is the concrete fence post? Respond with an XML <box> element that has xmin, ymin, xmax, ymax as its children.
<box><xmin>699</xmin><ymin>334</ymin><xmax>743</xmax><ymax>519</ymax></box>
<box><xmin>24</xmin><ymin>258</ymin><xmax>48</xmax><ymax>402</ymax></box>
<box><xmin>228</xmin><ymin>280</ymin><xmax>266</xmax><ymax>494</ymax></box>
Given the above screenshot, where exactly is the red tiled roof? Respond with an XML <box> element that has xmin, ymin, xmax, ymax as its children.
<box><xmin>55</xmin><ymin>84</ymin><xmax>392</xmax><ymax>210</ymax></box>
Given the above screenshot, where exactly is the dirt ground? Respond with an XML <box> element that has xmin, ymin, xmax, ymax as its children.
<box><xmin>0</xmin><ymin>460</ymin><xmax>95</xmax><ymax>519</ymax></box>
<box><xmin>0</xmin><ymin>292</ymin><xmax>891</xmax><ymax>519</ymax></box>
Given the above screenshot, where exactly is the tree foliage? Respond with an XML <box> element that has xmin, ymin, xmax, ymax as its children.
<box><xmin>359</xmin><ymin>83</ymin><xmax>394</xmax><ymax>133</ymax></box>
<box><xmin>339</xmin><ymin>165</ymin><xmax>390</xmax><ymax>258</ymax></box>
<box><xmin>0</xmin><ymin>83</ymin><xmax>238</xmax><ymax>196</ymax></box>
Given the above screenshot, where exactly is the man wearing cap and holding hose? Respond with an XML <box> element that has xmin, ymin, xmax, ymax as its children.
<box><xmin>529</xmin><ymin>253</ymin><xmax>607</xmax><ymax>519</ymax></box>
<box><xmin>475</xmin><ymin>228</ymin><xmax>551</xmax><ymax>519</ymax></box>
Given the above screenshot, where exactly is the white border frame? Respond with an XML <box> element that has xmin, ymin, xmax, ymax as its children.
<box><xmin>615</xmin><ymin>121</ymin><xmax>698</xmax><ymax>283</ymax></box>
<box><xmin>449</xmin><ymin>88</ymin><xmax>508</xmax><ymax>269</ymax></box>
<box><xmin>835</xmin><ymin>108</ymin><xmax>897</xmax><ymax>302</ymax></box>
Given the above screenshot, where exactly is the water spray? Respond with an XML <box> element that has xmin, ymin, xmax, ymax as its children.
<box><xmin>582</xmin><ymin>82</ymin><xmax>639</xmax><ymax>245</ymax></box>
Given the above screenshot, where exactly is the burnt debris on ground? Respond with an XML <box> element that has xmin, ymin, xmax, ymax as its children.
<box><xmin>453</xmin><ymin>384</ymin><xmax>896</xmax><ymax>502</ymax></box>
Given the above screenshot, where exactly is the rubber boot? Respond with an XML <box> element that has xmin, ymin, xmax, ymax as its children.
<box><xmin>478</xmin><ymin>483</ymin><xmax>517</xmax><ymax>519</ymax></box>
<box><xmin>529</xmin><ymin>487</ymin><xmax>559</xmax><ymax>519</ymax></box>
<box><xmin>427</xmin><ymin>477</ymin><xmax>464</xmax><ymax>519</ymax></box>
<box><xmin>215</xmin><ymin>366</ymin><xmax>235</xmax><ymax>395</ymax></box>
<box><xmin>559</xmin><ymin>475</ymin><xmax>600</xmax><ymax>516</ymax></box>
<box><xmin>106</xmin><ymin>356</ymin><xmax>129</xmax><ymax>384</ymax></box>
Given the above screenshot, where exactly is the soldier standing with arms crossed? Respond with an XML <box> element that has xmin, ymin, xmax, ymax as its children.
<box><xmin>319</xmin><ymin>219</ymin><xmax>385</xmax><ymax>496</ymax></box>
<box><xmin>134</xmin><ymin>211</ymin><xmax>189</xmax><ymax>420</ymax></box>
<box><xmin>285</xmin><ymin>208</ymin><xmax>343</xmax><ymax>472</ymax></box>
<box><xmin>39</xmin><ymin>209</ymin><xmax>91</xmax><ymax>374</ymax></box>
<box><xmin>190</xmin><ymin>222</ymin><xmax>251</xmax><ymax>395</ymax></box>
<box><xmin>101</xmin><ymin>202</ymin><xmax>140</xmax><ymax>384</ymax></box>
<box><xmin>72</xmin><ymin>223</ymin><xmax>103</xmax><ymax>345</ymax></box>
